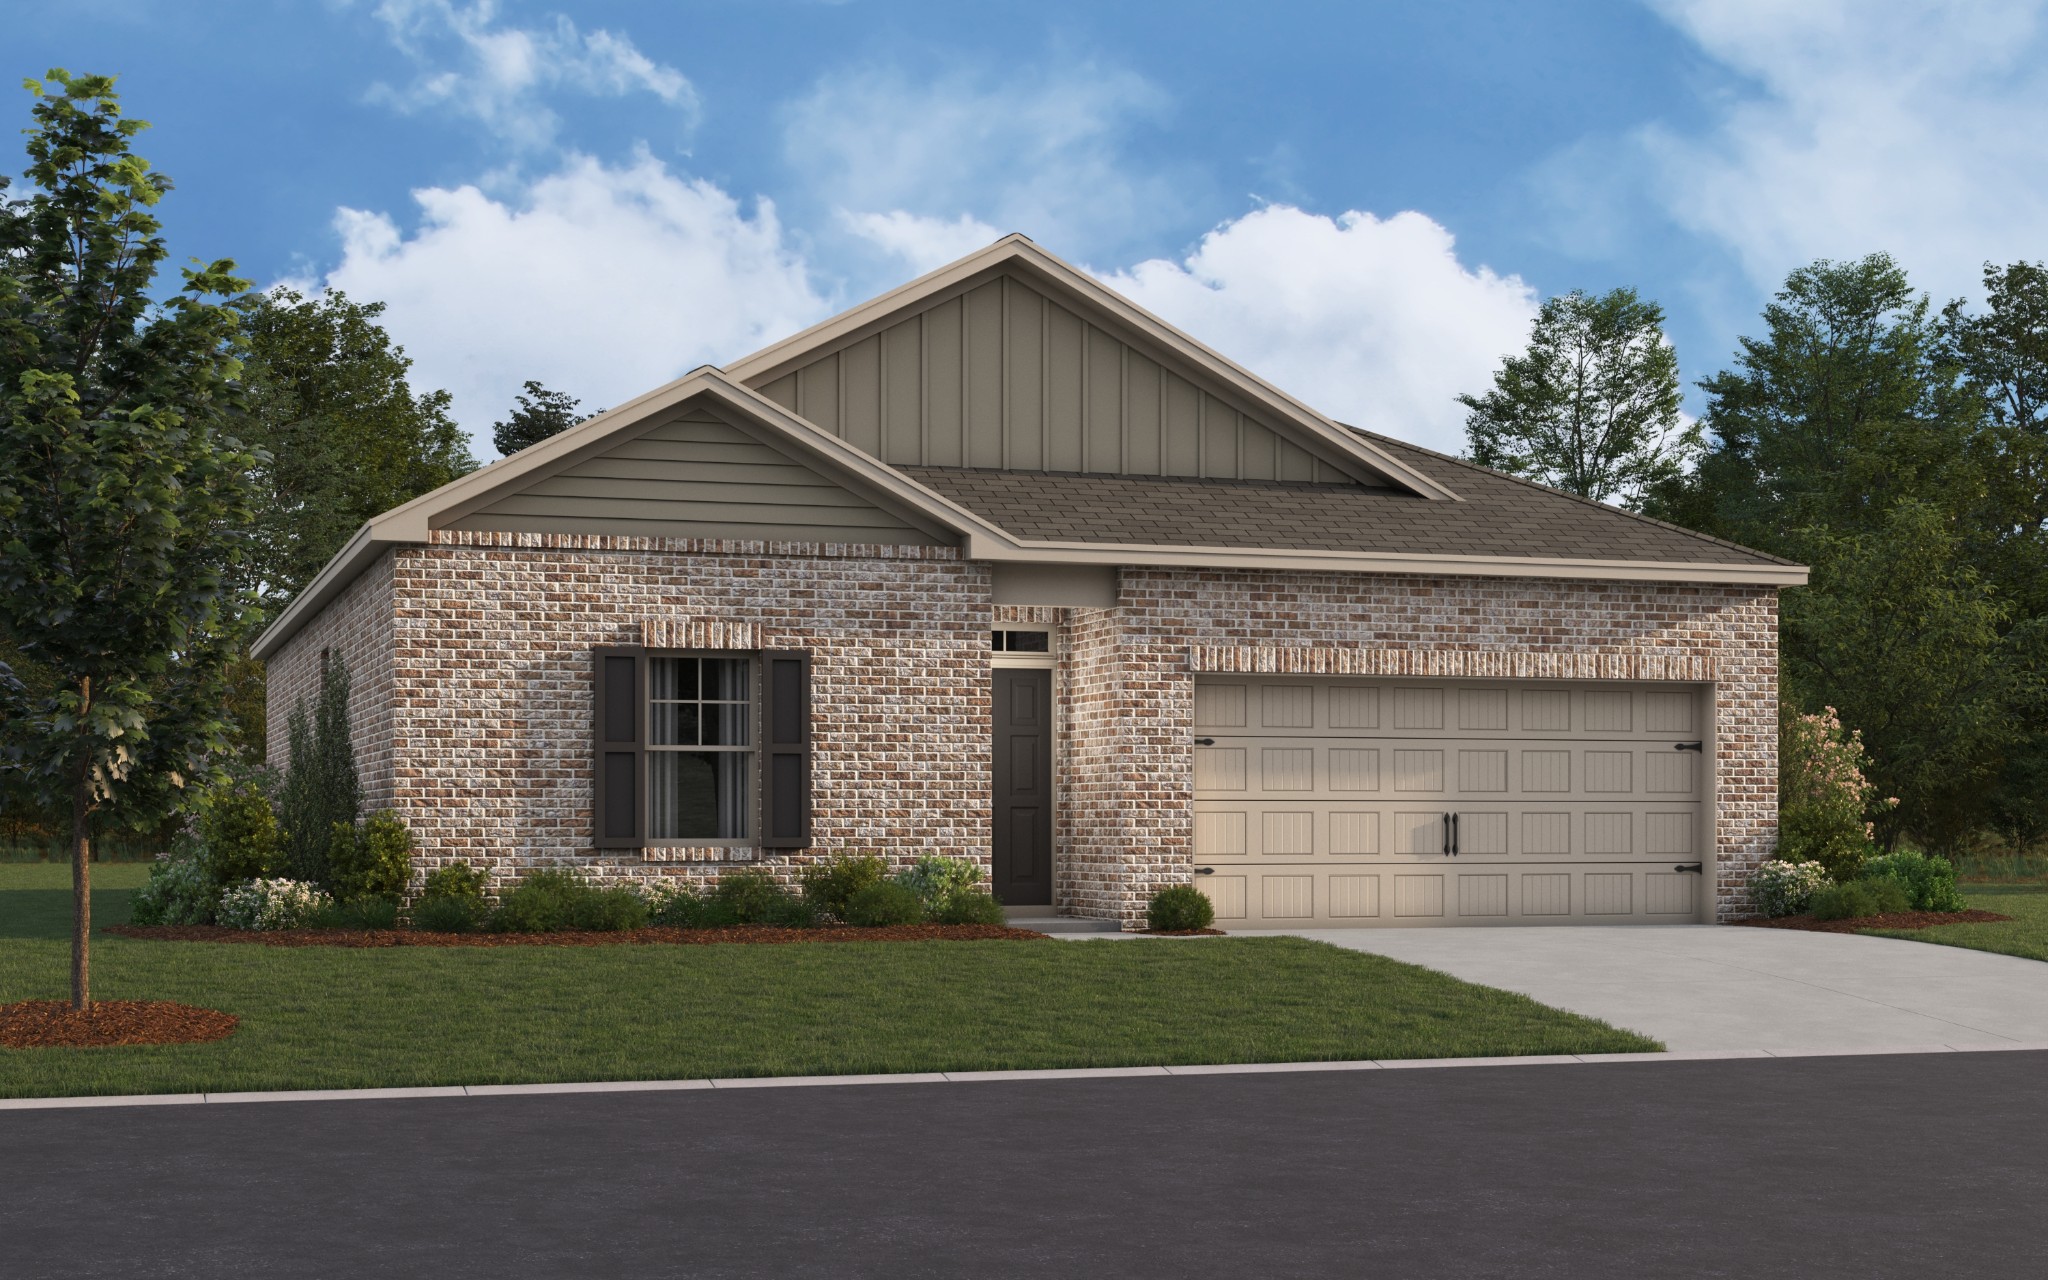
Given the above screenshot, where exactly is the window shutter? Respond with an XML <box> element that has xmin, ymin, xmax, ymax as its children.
<box><xmin>592</xmin><ymin>645</ymin><xmax>646</xmax><ymax>848</ymax></box>
<box><xmin>760</xmin><ymin>649</ymin><xmax>813</xmax><ymax>849</ymax></box>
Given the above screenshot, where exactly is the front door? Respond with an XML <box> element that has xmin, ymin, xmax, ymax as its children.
<box><xmin>992</xmin><ymin>668</ymin><xmax>1053</xmax><ymax>905</ymax></box>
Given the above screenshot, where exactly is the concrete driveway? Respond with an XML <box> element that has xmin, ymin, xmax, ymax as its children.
<box><xmin>1236</xmin><ymin>925</ymin><xmax>2048</xmax><ymax>1054</ymax></box>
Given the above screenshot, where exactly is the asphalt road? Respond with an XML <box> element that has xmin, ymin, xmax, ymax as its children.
<box><xmin>6</xmin><ymin>1051</ymin><xmax>2046</xmax><ymax>1278</ymax></box>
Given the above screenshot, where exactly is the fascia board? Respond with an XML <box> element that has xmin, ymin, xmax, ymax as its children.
<box><xmin>960</xmin><ymin>533</ymin><xmax>1809</xmax><ymax>588</ymax></box>
<box><xmin>721</xmin><ymin>236</ymin><xmax>1463</xmax><ymax>503</ymax></box>
<box><xmin>248</xmin><ymin>524</ymin><xmax>384</xmax><ymax>661</ymax></box>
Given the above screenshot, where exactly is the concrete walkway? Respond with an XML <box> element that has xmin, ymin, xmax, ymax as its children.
<box><xmin>1234</xmin><ymin>924</ymin><xmax>2048</xmax><ymax>1053</ymax></box>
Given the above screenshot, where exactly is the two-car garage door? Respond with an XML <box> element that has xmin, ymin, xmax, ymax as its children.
<box><xmin>1192</xmin><ymin>676</ymin><xmax>1711</xmax><ymax>927</ymax></box>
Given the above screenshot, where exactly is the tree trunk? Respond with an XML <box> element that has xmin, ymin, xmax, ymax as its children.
<box><xmin>71</xmin><ymin>766</ymin><xmax>92</xmax><ymax>1011</ymax></box>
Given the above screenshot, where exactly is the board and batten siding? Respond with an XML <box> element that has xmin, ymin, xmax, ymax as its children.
<box><xmin>754</xmin><ymin>273</ymin><xmax>1347</xmax><ymax>483</ymax></box>
<box><xmin>442</xmin><ymin>411</ymin><xmax>945</xmax><ymax>545</ymax></box>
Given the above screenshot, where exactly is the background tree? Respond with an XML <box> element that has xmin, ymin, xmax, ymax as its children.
<box><xmin>0</xmin><ymin>71</ymin><xmax>258</xmax><ymax>1007</ymax></box>
<box><xmin>493</xmin><ymin>379</ymin><xmax>592</xmax><ymax>456</ymax></box>
<box><xmin>240</xmin><ymin>287</ymin><xmax>475</xmax><ymax>609</ymax></box>
<box><xmin>1460</xmin><ymin>288</ymin><xmax>1697</xmax><ymax>508</ymax></box>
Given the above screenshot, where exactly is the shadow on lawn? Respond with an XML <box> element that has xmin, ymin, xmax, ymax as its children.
<box><xmin>0</xmin><ymin>888</ymin><xmax>136</xmax><ymax>941</ymax></box>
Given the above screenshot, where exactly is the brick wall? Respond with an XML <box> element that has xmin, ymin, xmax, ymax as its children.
<box><xmin>387</xmin><ymin>533</ymin><xmax>991</xmax><ymax>891</ymax></box>
<box><xmin>1050</xmin><ymin>569</ymin><xmax>1779</xmax><ymax>925</ymax></box>
<box><xmin>263</xmin><ymin>550</ymin><xmax>399</xmax><ymax>814</ymax></box>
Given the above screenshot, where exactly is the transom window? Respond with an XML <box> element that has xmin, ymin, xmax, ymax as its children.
<box><xmin>991</xmin><ymin>630</ymin><xmax>1051</xmax><ymax>653</ymax></box>
<box><xmin>648</xmin><ymin>655</ymin><xmax>754</xmax><ymax>842</ymax></box>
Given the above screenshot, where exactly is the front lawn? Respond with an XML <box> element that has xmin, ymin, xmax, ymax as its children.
<box><xmin>1862</xmin><ymin>884</ymin><xmax>2048</xmax><ymax>962</ymax></box>
<box><xmin>0</xmin><ymin>863</ymin><xmax>1658</xmax><ymax>1098</ymax></box>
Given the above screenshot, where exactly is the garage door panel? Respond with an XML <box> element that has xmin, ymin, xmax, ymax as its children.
<box><xmin>1191</xmin><ymin>675</ymin><xmax>1710</xmax><ymax>926</ymax></box>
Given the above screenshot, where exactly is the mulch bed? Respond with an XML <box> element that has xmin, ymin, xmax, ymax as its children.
<box><xmin>1735</xmin><ymin>909</ymin><xmax>2012</xmax><ymax>935</ymax></box>
<box><xmin>0</xmin><ymin>1000</ymin><xmax>238</xmax><ymax>1049</ymax></box>
<box><xmin>105</xmin><ymin>923</ymin><xmax>1050</xmax><ymax>948</ymax></box>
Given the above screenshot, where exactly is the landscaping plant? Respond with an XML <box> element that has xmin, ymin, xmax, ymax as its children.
<box><xmin>310</xmin><ymin>895</ymin><xmax>400</xmax><ymax>930</ymax></box>
<box><xmin>1147</xmin><ymin>884</ymin><xmax>1216</xmax><ymax>932</ymax></box>
<box><xmin>1776</xmin><ymin>707</ymin><xmax>1897</xmax><ymax>882</ymax></box>
<box><xmin>276</xmin><ymin>656</ymin><xmax>361</xmax><ymax>886</ymax></box>
<box><xmin>800</xmin><ymin>853</ymin><xmax>887</xmax><ymax>920</ymax></box>
<box><xmin>327</xmin><ymin>810</ymin><xmax>414</xmax><ymax>903</ymax></box>
<box><xmin>645</xmin><ymin>883</ymin><xmax>705</xmax><ymax>927</ymax></box>
<box><xmin>1809</xmin><ymin>877</ymin><xmax>1911</xmax><ymax>922</ymax></box>
<box><xmin>128</xmin><ymin>851</ymin><xmax>220</xmax><ymax>926</ymax></box>
<box><xmin>1750</xmin><ymin>859</ymin><xmax>1830</xmax><ymax>918</ymax></box>
<box><xmin>488</xmin><ymin>869</ymin><xmax>649</xmax><ymax>933</ymax></box>
<box><xmin>216</xmin><ymin>878</ymin><xmax>332</xmax><ymax>931</ymax></box>
<box><xmin>929</xmin><ymin>890</ymin><xmax>1006</xmax><ymax>926</ymax></box>
<box><xmin>195</xmin><ymin>782</ymin><xmax>281</xmax><ymax>884</ymax></box>
<box><xmin>1860</xmin><ymin>850</ymin><xmax>1967</xmax><ymax>912</ymax></box>
<box><xmin>842</xmin><ymin>880</ymin><xmax>925</xmax><ymax>927</ymax></box>
<box><xmin>411</xmin><ymin>894</ymin><xmax>483</xmax><ymax>934</ymax></box>
<box><xmin>894</xmin><ymin>855</ymin><xmax>984</xmax><ymax>912</ymax></box>
<box><xmin>703</xmin><ymin>869</ymin><xmax>812</xmax><ymax>926</ymax></box>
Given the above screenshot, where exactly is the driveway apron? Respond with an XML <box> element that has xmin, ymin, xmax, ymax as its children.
<box><xmin>1236</xmin><ymin>925</ymin><xmax>2048</xmax><ymax>1053</ymax></box>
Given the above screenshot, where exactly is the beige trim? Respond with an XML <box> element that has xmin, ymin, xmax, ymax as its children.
<box><xmin>722</xmin><ymin>235</ymin><xmax>1464</xmax><ymax>502</ymax></box>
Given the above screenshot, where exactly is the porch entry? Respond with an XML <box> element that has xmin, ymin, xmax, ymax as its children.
<box><xmin>991</xmin><ymin>667</ymin><xmax>1054</xmax><ymax>905</ymax></box>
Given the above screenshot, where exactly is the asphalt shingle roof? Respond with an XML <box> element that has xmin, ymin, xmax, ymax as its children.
<box><xmin>898</xmin><ymin>431</ymin><xmax>1792</xmax><ymax>567</ymax></box>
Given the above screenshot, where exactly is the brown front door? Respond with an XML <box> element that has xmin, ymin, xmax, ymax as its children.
<box><xmin>992</xmin><ymin>668</ymin><xmax>1053</xmax><ymax>905</ymax></box>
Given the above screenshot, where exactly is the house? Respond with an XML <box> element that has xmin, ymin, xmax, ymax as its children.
<box><xmin>251</xmin><ymin>235</ymin><xmax>1804</xmax><ymax>929</ymax></box>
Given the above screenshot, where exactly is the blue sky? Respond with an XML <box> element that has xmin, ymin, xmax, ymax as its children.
<box><xmin>10</xmin><ymin>1</ymin><xmax>2048</xmax><ymax>456</ymax></box>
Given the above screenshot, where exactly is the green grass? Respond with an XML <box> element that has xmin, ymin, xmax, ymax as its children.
<box><xmin>1861</xmin><ymin>883</ymin><xmax>2048</xmax><ymax>962</ymax></box>
<box><xmin>0</xmin><ymin>864</ymin><xmax>1658</xmax><ymax>1098</ymax></box>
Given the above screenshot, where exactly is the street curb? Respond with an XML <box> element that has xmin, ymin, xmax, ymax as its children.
<box><xmin>7</xmin><ymin>1041</ymin><xmax>2048</xmax><ymax>1111</ymax></box>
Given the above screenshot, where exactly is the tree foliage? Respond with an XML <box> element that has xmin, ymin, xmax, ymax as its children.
<box><xmin>0</xmin><ymin>70</ymin><xmax>258</xmax><ymax>1006</ymax></box>
<box><xmin>240</xmin><ymin>287</ymin><xmax>475</xmax><ymax>608</ymax></box>
<box><xmin>1460</xmin><ymin>288</ymin><xmax>1697</xmax><ymax>508</ymax></box>
<box><xmin>493</xmin><ymin>379</ymin><xmax>591</xmax><ymax>457</ymax></box>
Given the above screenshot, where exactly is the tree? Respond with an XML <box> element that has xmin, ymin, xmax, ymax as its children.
<box><xmin>275</xmin><ymin>655</ymin><xmax>359</xmax><ymax>885</ymax></box>
<box><xmin>493</xmin><ymin>379</ymin><xmax>591</xmax><ymax>456</ymax></box>
<box><xmin>241</xmin><ymin>287</ymin><xmax>475</xmax><ymax>609</ymax></box>
<box><xmin>0</xmin><ymin>71</ymin><xmax>258</xmax><ymax>1008</ymax></box>
<box><xmin>1460</xmin><ymin>288</ymin><xmax>1697</xmax><ymax>508</ymax></box>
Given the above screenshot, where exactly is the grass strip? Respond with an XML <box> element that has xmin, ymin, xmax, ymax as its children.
<box><xmin>1861</xmin><ymin>884</ymin><xmax>2048</xmax><ymax>963</ymax></box>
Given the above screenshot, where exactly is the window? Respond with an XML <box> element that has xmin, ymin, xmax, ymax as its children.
<box><xmin>991</xmin><ymin>630</ymin><xmax>1051</xmax><ymax>653</ymax></box>
<box><xmin>647</xmin><ymin>655</ymin><xmax>753</xmax><ymax>842</ymax></box>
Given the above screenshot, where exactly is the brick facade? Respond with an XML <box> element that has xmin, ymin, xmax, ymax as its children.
<box><xmin>268</xmin><ymin>541</ymin><xmax>1778</xmax><ymax>925</ymax></box>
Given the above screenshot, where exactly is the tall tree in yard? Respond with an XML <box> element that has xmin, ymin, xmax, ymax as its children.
<box><xmin>0</xmin><ymin>72</ymin><xmax>258</xmax><ymax>1007</ymax></box>
<box><xmin>1459</xmin><ymin>288</ymin><xmax>1697</xmax><ymax>508</ymax></box>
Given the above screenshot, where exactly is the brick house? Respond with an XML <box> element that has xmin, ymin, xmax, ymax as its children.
<box><xmin>252</xmin><ymin>236</ymin><xmax>1803</xmax><ymax>929</ymax></box>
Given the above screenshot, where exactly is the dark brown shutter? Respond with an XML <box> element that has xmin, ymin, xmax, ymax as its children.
<box><xmin>759</xmin><ymin>649</ymin><xmax>812</xmax><ymax>848</ymax></box>
<box><xmin>592</xmin><ymin>645</ymin><xmax>646</xmax><ymax>848</ymax></box>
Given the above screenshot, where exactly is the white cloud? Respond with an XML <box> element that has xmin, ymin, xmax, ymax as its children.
<box><xmin>840</xmin><ymin>210</ymin><xmax>1004</xmax><ymax>275</ymax></box>
<box><xmin>782</xmin><ymin>62</ymin><xmax>1193</xmax><ymax>263</ymax></box>
<box><xmin>365</xmin><ymin>0</ymin><xmax>696</xmax><ymax>149</ymax></box>
<box><xmin>1098</xmin><ymin>205</ymin><xmax>1539</xmax><ymax>452</ymax></box>
<box><xmin>1635</xmin><ymin>0</ymin><xmax>2048</xmax><ymax>300</ymax></box>
<box><xmin>310</xmin><ymin>151</ymin><xmax>828</xmax><ymax>449</ymax></box>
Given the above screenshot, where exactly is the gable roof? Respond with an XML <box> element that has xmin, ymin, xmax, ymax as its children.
<box><xmin>251</xmin><ymin>236</ymin><xmax>1805</xmax><ymax>661</ymax></box>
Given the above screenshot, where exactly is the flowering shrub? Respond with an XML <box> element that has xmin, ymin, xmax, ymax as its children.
<box><xmin>130</xmin><ymin>852</ymin><xmax>220</xmax><ymax>926</ymax></box>
<box><xmin>216</xmin><ymin>878</ymin><xmax>332</xmax><ymax>931</ymax></box>
<box><xmin>1779</xmin><ymin>707</ymin><xmax>1896</xmax><ymax>881</ymax></box>
<box><xmin>1751</xmin><ymin>859</ymin><xmax>1830</xmax><ymax>918</ymax></box>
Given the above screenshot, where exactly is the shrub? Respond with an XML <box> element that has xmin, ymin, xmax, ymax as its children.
<box><xmin>1860</xmin><ymin>875</ymin><xmax>1914</xmax><ymax>915</ymax></box>
<box><xmin>412</xmin><ymin>893</ymin><xmax>484</xmax><ymax>934</ymax></box>
<box><xmin>1147</xmin><ymin>884</ymin><xmax>1216</xmax><ymax>932</ymax></box>
<box><xmin>1751</xmin><ymin>859</ymin><xmax>1830</xmax><ymax>918</ymax></box>
<box><xmin>277</xmin><ymin>656</ymin><xmax>361</xmax><ymax>884</ymax></box>
<box><xmin>929</xmin><ymin>889</ymin><xmax>1006</xmax><ymax>926</ymax></box>
<box><xmin>842</xmin><ymin>879</ymin><xmax>925</xmax><ymax>927</ymax></box>
<box><xmin>703</xmin><ymin>869</ymin><xmax>812</xmax><ymax>926</ymax></box>
<box><xmin>419</xmin><ymin>861</ymin><xmax>490</xmax><ymax>908</ymax></box>
<box><xmin>217</xmin><ymin>878</ymin><xmax>332</xmax><ymax>931</ymax></box>
<box><xmin>1809</xmin><ymin>881</ymin><xmax>1875</xmax><ymax>921</ymax></box>
<box><xmin>196</xmin><ymin>784</ymin><xmax>281</xmax><ymax>884</ymax></box>
<box><xmin>129</xmin><ymin>852</ymin><xmax>219</xmax><ymax>926</ymax></box>
<box><xmin>569</xmin><ymin>886</ymin><xmax>651</xmax><ymax>932</ymax></box>
<box><xmin>646</xmin><ymin>883</ymin><xmax>706</xmax><ymax>927</ymax></box>
<box><xmin>800</xmin><ymin>853</ymin><xmax>889</xmax><ymax>920</ymax></box>
<box><xmin>894</xmin><ymin>856</ymin><xmax>984</xmax><ymax>912</ymax></box>
<box><xmin>1779</xmin><ymin>707</ymin><xmax>1895</xmax><ymax>881</ymax></box>
<box><xmin>310</xmin><ymin>895</ymin><xmax>400</xmax><ymax>930</ymax></box>
<box><xmin>1860</xmin><ymin>850</ymin><xmax>1967</xmax><ymax>912</ymax></box>
<box><xmin>488</xmin><ymin>869</ymin><xmax>650</xmax><ymax>933</ymax></box>
<box><xmin>328</xmin><ymin>811</ymin><xmax>414</xmax><ymax>902</ymax></box>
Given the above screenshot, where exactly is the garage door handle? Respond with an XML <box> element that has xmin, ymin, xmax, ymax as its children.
<box><xmin>1193</xmin><ymin>867</ymin><xmax>1215</xmax><ymax>876</ymax></box>
<box><xmin>1675</xmin><ymin>741</ymin><xmax>1704</xmax><ymax>752</ymax></box>
<box><xmin>1442</xmin><ymin>813</ymin><xmax>1451</xmax><ymax>856</ymax></box>
<box><xmin>1673</xmin><ymin>862</ymin><xmax>1703</xmax><ymax>873</ymax></box>
<box><xmin>1451</xmin><ymin>811</ymin><xmax>1460</xmax><ymax>856</ymax></box>
<box><xmin>1194</xmin><ymin>738</ymin><xmax>1216</xmax><ymax>746</ymax></box>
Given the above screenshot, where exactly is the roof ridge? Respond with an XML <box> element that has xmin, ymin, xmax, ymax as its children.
<box><xmin>1341</xmin><ymin>425</ymin><xmax>1801</xmax><ymax>569</ymax></box>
